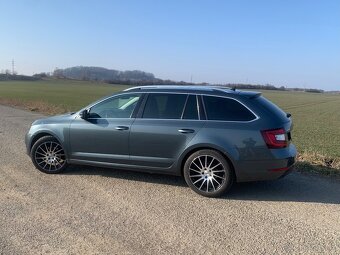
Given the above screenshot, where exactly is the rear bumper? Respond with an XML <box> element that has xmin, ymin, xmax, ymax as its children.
<box><xmin>235</xmin><ymin>156</ymin><xmax>296</xmax><ymax>182</ymax></box>
<box><xmin>235</xmin><ymin>143</ymin><xmax>297</xmax><ymax>182</ymax></box>
<box><xmin>279</xmin><ymin>162</ymin><xmax>295</xmax><ymax>179</ymax></box>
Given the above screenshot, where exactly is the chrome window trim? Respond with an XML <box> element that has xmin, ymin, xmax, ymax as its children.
<box><xmin>196</xmin><ymin>95</ymin><xmax>201</xmax><ymax>120</ymax></box>
<box><xmin>78</xmin><ymin>91</ymin><xmax>260</xmax><ymax>123</ymax></box>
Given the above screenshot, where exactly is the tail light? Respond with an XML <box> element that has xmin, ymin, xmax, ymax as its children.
<box><xmin>261</xmin><ymin>128</ymin><xmax>288</xmax><ymax>149</ymax></box>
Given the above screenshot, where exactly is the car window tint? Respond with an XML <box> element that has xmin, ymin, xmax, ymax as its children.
<box><xmin>182</xmin><ymin>95</ymin><xmax>199</xmax><ymax>120</ymax></box>
<box><xmin>143</xmin><ymin>93</ymin><xmax>187</xmax><ymax>119</ymax></box>
<box><xmin>89</xmin><ymin>94</ymin><xmax>141</xmax><ymax>118</ymax></box>
<box><xmin>254</xmin><ymin>96</ymin><xmax>288</xmax><ymax>121</ymax></box>
<box><xmin>203</xmin><ymin>96</ymin><xmax>255</xmax><ymax>121</ymax></box>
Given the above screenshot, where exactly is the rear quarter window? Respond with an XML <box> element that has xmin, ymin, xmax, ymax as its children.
<box><xmin>203</xmin><ymin>96</ymin><xmax>256</xmax><ymax>121</ymax></box>
<box><xmin>254</xmin><ymin>96</ymin><xmax>288</xmax><ymax>121</ymax></box>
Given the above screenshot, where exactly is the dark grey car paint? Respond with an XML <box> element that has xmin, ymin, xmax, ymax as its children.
<box><xmin>129</xmin><ymin>119</ymin><xmax>205</xmax><ymax>168</ymax></box>
<box><xmin>70</xmin><ymin>118</ymin><xmax>133</xmax><ymax>164</ymax></box>
<box><xmin>26</xmin><ymin>86</ymin><xmax>297</xmax><ymax>182</ymax></box>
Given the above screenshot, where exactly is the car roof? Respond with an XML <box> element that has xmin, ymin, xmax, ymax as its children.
<box><xmin>125</xmin><ymin>85</ymin><xmax>236</xmax><ymax>93</ymax></box>
<box><xmin>124</xmin><ymin>85</ymin><xmax>261</xmax><ymax>98</ymax></box>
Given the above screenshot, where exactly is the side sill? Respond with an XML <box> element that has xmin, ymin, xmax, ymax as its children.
<box><xmin>68</xmin><ymin>159</ymin><xmax>179</xmax><ymax>176</ymax></box>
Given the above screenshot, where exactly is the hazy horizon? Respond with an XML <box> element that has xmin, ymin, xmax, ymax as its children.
<box><xmin>0</xmin><ymin>0</ymin><xmax>339</xmax><ymax>90</ymax></box>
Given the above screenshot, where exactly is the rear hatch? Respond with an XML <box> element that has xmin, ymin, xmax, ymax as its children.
<box><xmin>253</xmin><ymin>95</ymin><xmax>293</xmax><ymax>144</ymax></box>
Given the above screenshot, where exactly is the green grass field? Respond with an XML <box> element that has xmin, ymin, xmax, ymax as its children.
<box><xmin>1</xmin><ymin>79</ymin><xmax>339</xmax><ymax>171</ymax></box>
<box><xmin>0</xmin><ymin>79</ymin><xmax>130</xmax><ymax>111</ymax></box>
<box><xmin>259</xmin><ymin>90</ymin><xmax>340</xmax><ymax>159</ymax></box>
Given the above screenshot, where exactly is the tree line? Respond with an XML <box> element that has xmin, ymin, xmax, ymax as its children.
<box><xmin>0</xmin><ymin>65</ymin><xmax>325</xmax><ymax>93</ymax></box>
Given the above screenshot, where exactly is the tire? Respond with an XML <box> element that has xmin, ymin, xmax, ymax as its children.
<box><xmin>183</xmin><ymin>149</ymin><xmax>233</xmax><ymax>197</ymax></box>
<box><xmin>30</xmin><ymin>135</ymin><xmax>68</xmax><ymax>174</ymax></box>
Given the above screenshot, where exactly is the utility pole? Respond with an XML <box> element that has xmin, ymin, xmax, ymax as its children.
<box><xmin>12</xmin><ymin>59</ymin><xmax>15</xmax><ymax>75</ymax></box>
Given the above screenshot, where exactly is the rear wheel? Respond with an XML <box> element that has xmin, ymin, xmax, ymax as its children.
<box><xmin>31</xmin><ymin>136</ymin><xmax>67</xmax><ymax>174</ymax></box>
<box><xmin>183</xmin><ymin>149</ymin><xmax>233</xmax><ymax>197</ymax></box>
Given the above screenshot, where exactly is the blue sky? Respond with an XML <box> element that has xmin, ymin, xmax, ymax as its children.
<box><xmin>0</xmin><ymin>0</ymin><xmax>339</xmax><ymax>90</ymax></box>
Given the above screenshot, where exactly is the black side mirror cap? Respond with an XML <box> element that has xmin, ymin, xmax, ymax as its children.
<box><xmin>80</xmin><ymin>109</ymin><xmax>89</xmax><ymax>119</ymax></box>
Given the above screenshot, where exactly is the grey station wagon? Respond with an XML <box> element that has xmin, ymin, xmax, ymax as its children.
<box><xmin>26</xmin><ymin>85</ymin><xmax>297</xmax><ymax>197</ymax></box>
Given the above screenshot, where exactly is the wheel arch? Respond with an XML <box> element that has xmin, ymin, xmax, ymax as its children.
<box><xmin>29</xmin><ymin>131</ymin><xmax>64</xmax><ymax>154</ymax></box>
<box><xmin>179</xmin><ymin>144</ymin><xmax>237</xmax><ymax>182</ymax></box>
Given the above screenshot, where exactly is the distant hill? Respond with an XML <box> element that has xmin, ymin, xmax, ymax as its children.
<box><xmin>53</xmin><ymin>66</ymin><xmax>156</xmax><ymax>82</ymax></box>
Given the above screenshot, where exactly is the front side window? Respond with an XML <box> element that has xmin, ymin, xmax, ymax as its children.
<box><xmin>203</xmin><ymin>96</ymin><xmax>256</xmax><ymax>121</ymax></box>
<box><xmin>89</xmin><ymin>93</ymin><xmax>141</xmax><ymax>118</ymax></box>
<box><xmin>143</xmin><ymin>93</ymin><xmax>187</xmax><ymax>119</ymax></box>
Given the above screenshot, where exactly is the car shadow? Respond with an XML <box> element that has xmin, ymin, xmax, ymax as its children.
<box><xmin>225</xmin><ymin>173</ymin><xmax>340</xmax><ymax>204</ymax></box>
<box><xmin>63</xmin><ymin>165</ymin><xmax>340</xmax><ymax>205</ymax></box>
<box><xmin>63</xmin><ymin>165</ymin><xmax>187</xmax><ymax>187</ymax></box>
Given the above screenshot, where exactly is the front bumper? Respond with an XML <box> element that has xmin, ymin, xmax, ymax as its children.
<box><xmin>25</xmin><ymin>130</ymin><xmax>33</xmax><ymax>155</ymax></box>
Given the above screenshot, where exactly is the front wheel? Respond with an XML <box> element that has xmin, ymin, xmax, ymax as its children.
<box><xmin>183</xmin><ymin>150</ymin><xmax>233</xmax><ymax>197</ymax></box>
<box><xmin>31</xmin><ymin>136</ymin><xmax>68</xmax><ymax>174</ymax></box>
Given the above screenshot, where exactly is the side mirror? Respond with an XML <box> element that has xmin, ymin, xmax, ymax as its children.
<box><xmin>80</xmin><ymin>109</ymin><xmax>89</xmax><ymax>120</ymax></box>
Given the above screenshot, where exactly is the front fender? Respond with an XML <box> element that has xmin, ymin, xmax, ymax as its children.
<box><xmin>26</xmin><ymin>125</ymin><xmax>70</xmax><ymax>158</ymax></box>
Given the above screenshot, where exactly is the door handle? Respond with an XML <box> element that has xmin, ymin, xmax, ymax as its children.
<box><xmin>178</xmin><ymin>129</ymin><xmax>195</xmax><ymax>134</ymax></box>
<box><xmin>115</xmin><ymin>126</ymin><xmax>129</xmax><ymax>131</ymax></box>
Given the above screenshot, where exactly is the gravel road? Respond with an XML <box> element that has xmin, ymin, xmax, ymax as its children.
<box><xmin>0</xmin><ymin>104</ymin><xmax>339</xmax><ymax>255</ymax></box>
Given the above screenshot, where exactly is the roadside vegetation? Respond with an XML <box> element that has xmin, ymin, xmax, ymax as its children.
<box><xmin>0</xmin><ymin>79</ymin><xmax>339</xmax><ymax>176</ymax></box>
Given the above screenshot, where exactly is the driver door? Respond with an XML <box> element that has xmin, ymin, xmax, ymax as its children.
<box><xmin>69</xmin><ymin>93</ymin><xmax>142</xmax><ymax>164</ymax></box>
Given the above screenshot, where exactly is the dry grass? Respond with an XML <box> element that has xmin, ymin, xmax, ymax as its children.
<box><xmin>296</xmin><ymin>152</ymin><xmax>340</xmax><ymax>176</ymax></box>
<box><xmin>298</xmin><ymin>152</ymin><xmax>340</xmax><ymax>169</ymax></box>
<box><xmin>0</xmin><ymin>98</ymin><xmax>67</xmax><ymax>115</ymax></box>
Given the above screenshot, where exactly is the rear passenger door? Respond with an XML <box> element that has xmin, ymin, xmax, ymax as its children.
<box><xmin>129</xmin><ymin>93</ymin><xmax>205</xmax><ymax>169</ymax></box>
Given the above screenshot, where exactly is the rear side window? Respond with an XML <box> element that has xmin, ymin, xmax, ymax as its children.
<box><xmin>143</xmin><ymin>93</ymin><xmax>187</xmax><ymax>119</ymax></box>
<box><xmin>182</xmin><ymin>95</ymin><xmax>199</xmax><ymax>120</ymax></box>
<box><xmin>203</xmin><ymin>96</ymin><xmax>256</xmax><ymax>121</ymax></box>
